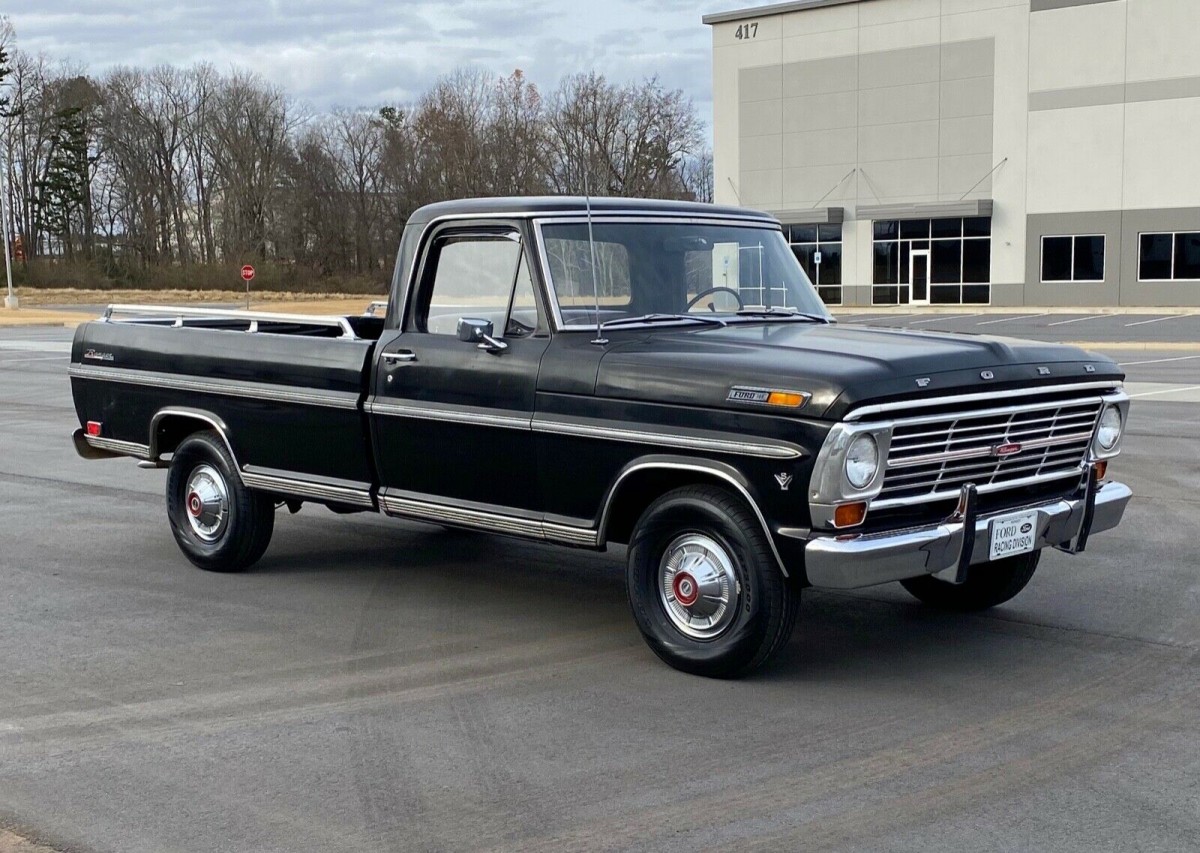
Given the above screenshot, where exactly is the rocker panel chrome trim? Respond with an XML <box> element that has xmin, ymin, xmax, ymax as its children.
<box><xmin>379</xmin><ymin>491</ymin><xmax>600</xmax><ymax>546</ymax></box>
<box><xmin>69</xmin><ymin>364</ymin><xmax>360</xmax><ymax>410</ymax></box>
<box><xmin>240</xmin><ymin>468</ymin><xmax>375</xmax><ymax>507</ymax></box>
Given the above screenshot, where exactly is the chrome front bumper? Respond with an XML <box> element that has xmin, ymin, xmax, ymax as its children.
<box><xmin>803</xmin><ymin>479</ymin><xmax>1132</xmax><ymax>590</ymax></box>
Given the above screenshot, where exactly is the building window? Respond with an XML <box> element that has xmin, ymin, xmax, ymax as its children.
<box><xmin>1140</xmin><ymin>232</ymin><xmax>1200</xmax><ymax>281</ymax></box>
<box><xmin>871</xmin><ymin>217</ymin><xmax>991</xmax><ymax>305</ymax></box>
<box><xmin>1041</xmin><ymin>235</ymin><xmax>1105</xmax><ymax>283</ymax></box>
<box><xmin>788</xmin><ymin>223</ymin><xmax>842</xmax><ymax>306</ymax></box>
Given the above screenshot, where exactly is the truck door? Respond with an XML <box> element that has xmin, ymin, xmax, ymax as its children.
<box><xmin>368</xmin><ymin>223</ymin><xmax>549</xmax><ymax>519</ymax></box>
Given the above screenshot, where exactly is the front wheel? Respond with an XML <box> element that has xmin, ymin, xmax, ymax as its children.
<box><xmin>626</xmin><ymin>486</ymin><xmax>798</xmax><ymax>678</ymax></box>
<box><xmin>899</xmin><ymin>550</ymin><xmax>1040</xmax><ymax>611</ymax></box>
<box><xmin>166</xmin><ymin>431</ymin><xmax>275</xmax><ymax>572</ymax></box>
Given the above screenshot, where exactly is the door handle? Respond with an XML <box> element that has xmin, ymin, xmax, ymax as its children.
<box><xmin>383</xmin><ymin>352</ymin><xmax>417</xmax><ymax>365</ymax></box>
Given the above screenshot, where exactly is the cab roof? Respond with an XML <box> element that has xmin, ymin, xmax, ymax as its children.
<box><xmin>405</xmin><ymin>196</ymin><xmax>779</xmax><ymax>228</ymax></box>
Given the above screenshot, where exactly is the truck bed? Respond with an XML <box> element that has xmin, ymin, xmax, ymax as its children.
<box><xmin>70</xmin><ymin>305</ymin><xmax>383</xmax><ymax>501</ymax></box>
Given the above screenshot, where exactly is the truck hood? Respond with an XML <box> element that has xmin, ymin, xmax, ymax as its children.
<box><xmin>595</xmin><ymin>322</ymin><xmax>1124</xmax><ymax>420</ymax></box>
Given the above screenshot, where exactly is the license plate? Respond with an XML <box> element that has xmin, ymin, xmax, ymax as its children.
<box><xmin>988</xmin><ymin>510</ymin><xmax>1039</xmax><ymax>561</ymax></box>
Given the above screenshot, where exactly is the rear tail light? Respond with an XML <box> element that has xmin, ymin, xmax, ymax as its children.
<box><xmin>86</xmin><ymin>421</ymin><xmax>102</xmax><ymax>437</ymax></box>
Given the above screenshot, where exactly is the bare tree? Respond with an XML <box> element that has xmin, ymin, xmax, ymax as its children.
<box><xmin>546</xmin><ymin>73</ymin><xmax>703</xmax><ymax>199</ymax></box>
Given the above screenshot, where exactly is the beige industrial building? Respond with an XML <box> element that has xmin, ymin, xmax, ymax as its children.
<box><xmin>704</xmin><ymin>0</ymin><xmax>1200</xmax><ymax>306</ymax></box>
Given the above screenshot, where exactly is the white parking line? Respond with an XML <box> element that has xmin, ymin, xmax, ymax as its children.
<box><xmin>0</xmin><ymin>354</ymin><xmax>69</xmax><ymax>363</ymax></box>
<box><xmin>975</xmin><ymin>313</ymin><xmax>1050</xmax><ymax>326</ymax></box>
<box><xmin>1047</xmin><ymin>315</ymin><xmax>1107</xmax><ymax>327</ymax></box>
<box><xmin>1125</xmin><ymin>315</ymin><xmax>1182</xmax><ymax>327</ymax></box>
<box><xmin>1119</xmin><ymin>355</ymin><xmax>1200</xmax><ymax>366</ymax></box>
<box><xmin>906</xmin><ymin>313</ymin><xmax>984</xmax><ymax>325</ymax></box>
<box><xmin>841</xmin><ymin>313</ymin><xmax>922</xmax><ymax>323</ymax></box>
<box><xmin>1128</xmin><ymin>384</ymin><xmax>1200</xmax><ymax>398</ymax></box>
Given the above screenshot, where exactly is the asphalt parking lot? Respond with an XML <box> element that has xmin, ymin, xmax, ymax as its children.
<box><xmin>832</xmin><ymin>309</ymin><xmax>1200</xmax><ymax>346</ymax></box>
<box><xmin>1</xmin><ymin>324</ymin><xmax>1198</xmax><ymax>852</ymax></box>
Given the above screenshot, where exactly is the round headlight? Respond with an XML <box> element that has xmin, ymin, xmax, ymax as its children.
<box><xmin>1096</xmin><ymin>406</ymin><xmax>1122</xmax><ymax>451</ymax></box>
<box><xmin>845</xmin><ymin>434</ymin><xmax>880</xmax><ymax>489</ymax></box>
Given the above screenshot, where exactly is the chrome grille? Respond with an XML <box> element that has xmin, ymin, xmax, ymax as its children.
<box><xmin>876</xmin><ymin>396</ymin><xmax>1103</xmax><ymax>505</ymax></box>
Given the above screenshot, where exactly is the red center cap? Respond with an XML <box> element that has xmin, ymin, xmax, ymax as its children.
<box><xmin>187</xmin><ymin>492</ymin><xmax>203</xmax><ymax>517</ymax></box>
<box><xmin>673</xmin><ymin>572</ymin><xmax>698</xmax><ymax>607</ymax></box>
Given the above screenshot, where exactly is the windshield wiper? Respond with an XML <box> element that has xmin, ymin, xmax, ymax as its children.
<box><xmin>733</xmin><ymin>308</ymin><xmax>832</xmax><ymax>324</ymax></box>
<box><xmin>598</xmin><ymin>313</ymin><xmax>729</xmax><ymax>331</ymax></box>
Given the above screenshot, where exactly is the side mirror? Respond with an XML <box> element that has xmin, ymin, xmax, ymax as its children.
<box><xmin>456</xmin><ymin>317</ymin><xmax>509</xmax><ymax>353</ymax></box>
<box><xmin>457</xmin><ymin>317</ymin><xmax>493</xmax><ymax>343</ymax></box>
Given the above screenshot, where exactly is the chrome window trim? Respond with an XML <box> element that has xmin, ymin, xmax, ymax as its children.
<box><xmin>530</xmin><ymin>215</ymin><xmax>788</xmax><ymax>334</ymax></box>
<box><xmin>69</xmin><ymin>365</ymin><xmax>360</xmax><ymax>411</ymax></box>
<box><xmin>240</xmin><ymin>467</ymin><xmax>374</xmax><ymax>507</ymax></box>
<box><xmin>844</xmin><ymin>381</ymin><xmax>1124</xmax><ymax>421</ymax></box>
<box><xmin>531</xmin><ymin>416</ymin><xmax>804</xmax><ymax>460</ymax></box>
<box><xmin>398</xmin><ymin>210</ymin><xmax>776</xmax><ymax>335</ymax></box>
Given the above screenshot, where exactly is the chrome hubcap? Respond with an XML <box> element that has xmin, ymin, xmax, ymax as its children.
<box><xmin>659</xmin><ymin>533</ymin><xmax>740</xmax><ymax>640</ymax></box>
<box><xmin>184</xmin><ymin>464</ymin><xmax>229</xmax><ymax>542</ymax></box>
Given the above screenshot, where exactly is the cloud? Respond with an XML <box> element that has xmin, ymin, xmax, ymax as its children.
<box><xmin>7</xmin><ymin>0</ymin><xmax>718</xmax><ymax>135</ymax></box>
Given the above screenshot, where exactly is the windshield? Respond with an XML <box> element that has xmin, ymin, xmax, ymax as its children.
<box><xmin>539</xmin><ymin>219</ymin><xmax>830</xmax><ymax>329</ymax></box>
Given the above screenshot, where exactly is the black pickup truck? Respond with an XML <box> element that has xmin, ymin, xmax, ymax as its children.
<box><xmin>69</xmin><ymin>197</ymin><xmax>1132</xmax><ymax>677</ymax></box>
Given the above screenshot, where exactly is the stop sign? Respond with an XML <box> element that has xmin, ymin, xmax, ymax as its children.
<box><xmin>240</xmin><ymin>265</ymin><xmax>255</xmax><ymax>282</ymax></box>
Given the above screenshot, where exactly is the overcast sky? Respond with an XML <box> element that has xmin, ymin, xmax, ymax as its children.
<box><xmin>7</xmin><ymin>0</ymin><xmax>728</xmax><ymax>131</ymax></box>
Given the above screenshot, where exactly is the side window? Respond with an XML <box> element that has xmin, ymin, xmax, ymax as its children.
<box><xmin>421</xmin><ymin>233</ymin><xmax>529</xmax><ymax>335</ymax></box>
<box><xmin>506</xmin><ymin>254</ymin><xmax>538</xmax><ymax>336</ymax></box>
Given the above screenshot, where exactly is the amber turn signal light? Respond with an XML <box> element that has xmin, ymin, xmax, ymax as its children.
<box><xmin>766</xmin><ymin>391</ymin><xmax>808</xmax><ymax>408</ymax></box>
<box><xmin>833</xmin><ymin>501</ymin><xmax>867</xmax><ymax>528</ymax></box>
<box><xmin>1094</xmin><ymin>460</ymin><xmax>1107</xmax><ymax>481</ymax></box>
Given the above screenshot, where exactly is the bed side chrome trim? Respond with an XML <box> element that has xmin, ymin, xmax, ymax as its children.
<box><xmin>69</xmin><ymin>364</ymin><xmax>360</xmax><ymax>410</ymax></box>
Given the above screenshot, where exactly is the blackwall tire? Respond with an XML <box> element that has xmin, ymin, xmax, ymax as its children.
<box><xmin>899</xmin><ymin>550</ymin><xmax>1041</xmax><ymax>612</ymax></box>
<box><xmin>626</xmin><ymin>485</ymin><xmax>797</xmax><ymax>678</ymax></box>
<box><xmin>166</xmin><ymin>431</ymin><xmax>275</xmax><ymax>572</ymax></box>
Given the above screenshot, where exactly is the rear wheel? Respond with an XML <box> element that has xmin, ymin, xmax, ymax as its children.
<box><xmin>626</xmin><ymin>485</ymin><xmax>798</xmax><ymax>678</ymax></box>
<box><xmin>166</xmin><ymin>431</ymin><xmax>274</xmax><ymax>572</ymax></box>
<box><xmin>900</xmin><ymin>550</ymin><xmax>1040</xmax><ymax>611</ymax></box>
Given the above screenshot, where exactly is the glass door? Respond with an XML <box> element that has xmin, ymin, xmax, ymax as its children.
<box><xmin>909</xmin><ymin>249</ymin><xmax>930</xmax><ymax>305</ymax></box>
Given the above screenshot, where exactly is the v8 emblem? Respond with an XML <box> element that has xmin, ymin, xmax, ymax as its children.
<box><xmin>774</xmin><ymin>473</ymin><xmax>793</xmax><ymax>491</ymax></box>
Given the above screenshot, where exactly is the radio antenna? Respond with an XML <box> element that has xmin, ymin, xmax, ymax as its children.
<box><xmin>584</xmin><ymin>170</ymin><xmax>607</xmax><ymax>345</ymax></box>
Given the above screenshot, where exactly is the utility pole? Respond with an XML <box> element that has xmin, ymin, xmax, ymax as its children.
<box><xmin>1</xmin><ymin>164</ymin><xmax>13</xmax><ymax>309</ymax></box>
